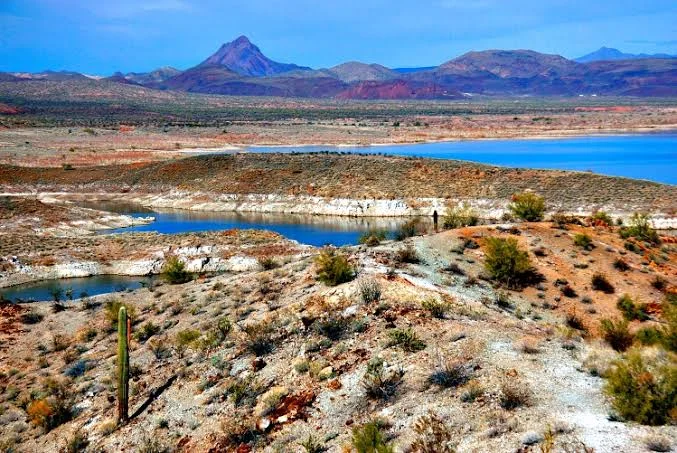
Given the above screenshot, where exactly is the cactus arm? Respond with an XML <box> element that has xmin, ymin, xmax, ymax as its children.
<box><xmin>117</xmin><ymin>306</ymin><xmax>129</xmax><ymax>423</ymax></box>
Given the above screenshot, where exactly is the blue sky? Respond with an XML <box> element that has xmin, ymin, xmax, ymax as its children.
<box><xmin>1</xmin><ymin>0</ymin><xmax>675</xmax><ymax>74</ymax></box>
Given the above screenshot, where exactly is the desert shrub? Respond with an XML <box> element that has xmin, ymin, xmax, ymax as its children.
<box><xmin>64</xmin><ymin>359</ymin><xmax>90</xmax><ymax>378</ymax></box>
<box><xmin>242</xmin><ymin>319</ymin><xmax>275</xmax><ymax>356</ymax></box>
<box><xmin>604</xmin><ymin>349</ymin><xmax>676</xmax><ymax>425</ymax></box>
<box><xmin>174</xmin><ymin>329</ymin><xmax>200</xmax><ymax>358</ymax></box>
<box><xmin>551</xmin><ymin>212</ymin><xmax>582</xmax><ymax>229</ymax></box>
<box><xmin>314</xmin><ymin>316</ymin><xmax>350</xmax><ymax>341</ymax></box>
<box><xmin>299</xmin><ymin>435</ymin><xmax>325</xmax><ymax>453</ymax></box>
<box><xmin>387</xmin><ymin>328</ymin><xmax>426</xmax><ymax>352</ymax></box>
<box><xmin>257</xmin><ymin>256</ymin><xmax>279</xmax><ymax>270</ymax></box>
<box><xmin>314</xmin><ymin>248</ymin><xmax>355</xmax><ymax>286</ymax></box>
<box><xmin>138</xmin><ymin>434</ymin><xmax>169</xmax><ymax>453</ymax></box>
<box><xmin>613</xmin><ymin>258</ymin><xmax>630</xmax><ymax>271</ymax></box>
<box><xmin>644</xmin><ymin>434</ymin><xmax>673</xmax><ymax>452</ymax></box>
<box><xmin>352</xmin><ymin>420</ymin><xmax>394</xmax><ymax>453</ymax></box>
<box><xmin>499</xmin><ymin>380</ymin><xmax>533</xmax><ymax>410</ymax></box>
<box><xmin>359</xmin><ymin>278</ymin><xmax>382</xmax><ymax>304</ymax></box>
<box><xmin>410</xmin><ymin>413</ymin><xmax>456</xmax><ymax>453</ymax></box>
<box><xmin>421</xmin><ymin>298</ymin><xmax>449</xmax><ymax>319</ymax></box>
<box><xmin>651</xmin><ymin>276</ymin><xmax>667</xmax><ymax>291</ymax></box>
<box><xmin>600</xmin><ymin>318</ymin><xmax>634</xmax><ymax>352</ymax></box>
<box><xmin>395</xmin><ymin>244</ymin><xmax>420</xmax><ymax>264</ymax></box>
<box><xmin>362</xmin><ymin>357</ymin><xmax>404</xmax><ymax>400</ymax></box>
<box><xmin>103</xmin><ymin>300</ymin><xmax>136</xmax><ymax>327</ymax></box>
<box><xmin>495</xmin><ymin>291</ymin><xmax>513</xmax><ymax>309</ymax></box>
<box><xmin>483</xmin><ymin>237</ymin><xmax>536</xmax><ymax>289</ymax></box>
<box><xmin>565</xmin><ymin>311</ymin><xmax>586</xmax><ymax>332</ymax></box>
<box><xmin>460</xmin><ymin>381</ymin><xmax>484</xmax><ymax>402</ymax></box>
<box><xmin>161</xmin><ymin>255</ymin><xmax>192</xmax><ymax>284</ymax></box>
<box><xmin>216</xmin><ymin>317</ymin><xmax>232</xmax><ymax>340</ymax></box>
<box><xmin>591</xmin><ymin>273</ymin><xmax>615</xmax><ymax>294</ymax></box>
<box><xmin>134</xmin><ymin>321</ymin><xmax>161</xmax><ymax>343</ymax></box>
<box><xmin>26</xmin><ymin>378</ymin><xmax>73</xmax><ymax>432</ymax></box>
<box><xmin>443</xmin><ymin>203</ymin><xmax>478</xmax><ymax>229</ymax></box>
<box><xmin>573</xmin><ymin>233</ymin><xmax>593</xmax><ymax>249</ymax></box>
<box><xmin>428</xmin><ymin>359</ymin><xmax>473</xmax><ymax>388</ymax></box>
<box><xmin>616</xmin><ymin>294</ymin><xmax>650</xmax><ymax>321</ymax></box>
<box><xmin>590</xmin><ymin>211</ymin><xmax>613</xmax><ymax>226</ymax></box>
<box><xmin>636</xmin><ymin>304</ymin><xmax>677</xmax><ymax>352</ymax></box>
<box><xmin>148</xmin><ymin>337</ymin><xmax>171</xmax><ymax>360</ymax></box>
<box><xmin>20</xmin><ymin>310</ymin><xmax>44</xmax><ymax>324</ymax></box>
<box><xmin>620</xmin><ymin>213</ymin><xmax>660</xmax><ymax>245</ymax></box>
<box><xmin>636</xmin><ymin>327</ymin><xmax>663</xmax><ymax>347</ymax></box>
<box><xmin>561</xmin><ymin>285</ymin><xmax>578</xmax><ymax>298</ymax></box>
<box><xmin>509</xmin><ymin>192</ymin><xmax>545</xmax><ymax>222</ymax></box>
<box><xmin>395</xmin><ymin>218</ymin><xmax>424</xmax><ymax>240</ymax></box>
<box><xmin>64</xmin><ymin>429</ymin><xmax>89</xmax><ymax>453</ymax></box>
<box><xmin>359</xmin><ymin>229</ymin><xmax>388</xmax><ymax>246</ymax></box>
<box><xmin>225</xmin><ymin>376</ymin><xmax>266</xmax><ymax>407</ymax></box>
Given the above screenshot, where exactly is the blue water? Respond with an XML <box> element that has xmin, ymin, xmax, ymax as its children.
<box><xmin>245</xmin><ymin>133</ymin><xmax>677</xmax><ymax>185</ymax></box>
<box><xmin>98</xmin><ymin>205</ymin><xmax>406</xmax><ymax>247</ymax></box>
<box><xmin>0</xmin><ymin>275</ymin><xmax>154</xmax><ymax>303</ymax></box>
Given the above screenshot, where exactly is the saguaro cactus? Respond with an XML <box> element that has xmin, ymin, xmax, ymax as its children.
<box><xmin>117</xmin><ymin>306</ymin><xmax>129</xmax><ymax>423</ymax></box>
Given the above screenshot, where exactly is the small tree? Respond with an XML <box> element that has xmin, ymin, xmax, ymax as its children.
<box><xmin>483</xmin><ymin>237</ymin><xmax>534</xmax><ymax>289</ymax></box>
<box><xmin>161</xmin><ymin>255</ymin><xmax>192</xmax><ymax>284</ymax></box>
<box><xmin>443</xmin><ymin>202</ymin><xmax>479</xmax><ymax>229</ymax></box>
<box><xmin>620</xmin><ymin>213</ymin><xmax>660</xmax><ymax>245</ymax></box>
<box><xmin>604</xmin><ymin>349</ymin><xmax>676</xmax><ymax>425</ymax></box>
<box><xmin>509</xmin><ymin>192</ymin><xmax>545</xmax><ymax>221</ymax></box>
<box><xmin>315</xmin><ymin>248</ymin><xmax>355</xmax><ymax>286</ymax></box>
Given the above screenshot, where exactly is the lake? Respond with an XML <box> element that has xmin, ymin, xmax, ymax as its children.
<box><xmin>82</xmin><ymin>201</ymin><xmax>409</xmax><ymax>247</ymax></box>
<box><xmin>245</xmin><ymin>132</ymin><xmax>677</xmax><ymax>185</ymax></box>
<box><xmin>0</xmin><ymin>275</ymin><xmax>154</xmax><ymax>303</ymax></box>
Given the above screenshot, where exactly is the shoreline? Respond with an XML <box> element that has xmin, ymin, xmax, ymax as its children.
<box><xmin>174</xmin><ymin>125</ymin><xmax>677</xmax><ymax>153</ymax></box>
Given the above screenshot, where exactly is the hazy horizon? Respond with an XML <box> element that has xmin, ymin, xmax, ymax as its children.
<box><xmin>1</xmin><ymin>0</ymin><xmax>676</xmax><ymax>74</ymax></box>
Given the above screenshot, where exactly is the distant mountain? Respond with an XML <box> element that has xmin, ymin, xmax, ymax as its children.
<box><xmin>104</xmin><ymin>72</ymin><xmax>142</xmax><ymax>85</ymax></box>
<box><xmin>336</xmin><ymin>80</ymin><xmax>462</xmax><ymax>100</ymax></box>
<box><xmin>199</xmin><ymin>35</ymin><xmax>310</xmax><ymax>77</ymax></box>
<box><xmin>124</xmin><ymin>67</ymin><xmax>182</xmax><ymax>85</ymax></box>
<box><xmin>576</xmin><ymin>47</ymin><xmax>676</xmax><ymax>63</ymax></box>
<box><xmin>2</xmin><ymin>39</ymin><xmax>676</xmax><ymax>99</ymax></box>
<box><xmin>438</xmin><ymin>50</ymin><xmax>581</xmax><ymax>78</ymax></box>
<box><xmin>327</xmin><ymin>62</ymin><xmax>397</xmax><ymax>83</ymax></box>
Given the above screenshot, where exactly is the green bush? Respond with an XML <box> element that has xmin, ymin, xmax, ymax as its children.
<box><xmin>590</xmin><ymin>211</ymin><xmax>614</xmax><ymax>226</ymax></box>
<box><xmin>359</xmin><ymin>278</ymin><xmax>382</xmax><ymax>304</ymax></box>
<box><xmin>617</xmin><ymin>294</ymin><xmax>650</xmax><ymax>321</ymax></box>
<box><xmin>174</xmin><ymin>329</ymin><xmax>201</xmax><ymax>358</ymax></box>
<box><xmin>314</xmin><ymin>248</ymin><xmax>355</xmax><ymax>286</ymax></box>
<box><xmin>620</xmin><ymin>213</ymin><xmax>660</xmax><ymax>246</ymax></box>
<box><xmin>509</xmin><ymin>192</ymin><xmax>545</xmax><ymax>221</ymax></box>
<box><xmin>604</xmin><ymin>349</ymin><xmax>676</xmax><ymax>425</ymax></box>
<box><xmin>600</xmin><ymin>318</ymin><xmax>634</xmax><ymax>352</ymax></box>
<box><xmin>591</xmin><ymin>273</ymin><xmax>615</xmax><ymax>294</ymax></box>
<box><xmin>103</xmin><ymin>300</ymin><xmax>136</xmax><ymax>327</ymax></box>
<box><xmin>443</xmin><ymin>203</ymin><xmax>479</xmax><ymax>229</ymax></box>
<box><xmin>359</xmin><ymin>229</ymin><xmax>388</xmax><ymax>246</ymax></box>
<box><xmin>483</xmin><ymin>237</ymin><xmax>535</xmax><ymax>289</ymax></box>
<box><xmin>387</xmin><ymin>328</ymin><xmax>426</xmax><ymax>352</ymax></box>
<box><xmin>395</xmin><ymin>218</ymin><xmax>424</xmax><ymax>240</ymax></box>
<box><xmin>161</xmin><ymin>255</ymin><xmax>192</xmax><ymax>284</ymax></box>
<box><xmin>395</xmin><ymin>245</ymin><xmax>420</xmax><ymax>264</ymax></box>
<box><xmin>257</xmin><ymin>256</ymin><xmax>279</xmax><ymax>270</ymax></box>
<box><xmin>362</xmin><ymin>357</ymin><xmax>403</xmax><ymax>400</ymax></box>
<box><xmin>573</xmin><ymin>233</ymin><xmax>593</xmax><ymax>249</ymax></box>
<box><xmin>421</xmin><ymin>298</ymin><xmax>449</xmax><ymax>319</ymax></box>
<box><xmin>351</xmin><ymin>421</ymin><xmax>394</xmax><ymax>453</ymax></box>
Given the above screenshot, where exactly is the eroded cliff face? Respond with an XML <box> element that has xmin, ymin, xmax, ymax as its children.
<box><xmin>36</xmin><ymin>192</ymin><xmax>677</xmax><ymax>228</ymax></box>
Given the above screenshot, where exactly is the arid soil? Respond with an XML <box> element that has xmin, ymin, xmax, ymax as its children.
<box><xmin>1</xmin><ymin>105</ymin><xmax>675</xmax><ymax>167</ymax></box>
<box><xmin>0</xmin><ymin>217</ymin><xmax>675</xmax><ymax>452</ymax></box>
<box><xmin>1</xmin><ymin>154</ymin><xmax>675</xmax><ymax>220</ymax></box>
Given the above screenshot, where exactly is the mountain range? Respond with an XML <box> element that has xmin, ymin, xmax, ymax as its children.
<box><xmin>575</xmin><ymin>47</ymin><xmax>676</xmax><ymax>63</ymax></box>
<box><xmin>2</xmin><ymin>37</ymin><xmax>676</xmax><ymax>99</ymax></box>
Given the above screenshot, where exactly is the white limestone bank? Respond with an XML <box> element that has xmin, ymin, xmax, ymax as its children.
<box><xmin>0</xmin><ymin>249</ymin><xmax>262</xmax><ymax>288</ymax></box>
<box><xmin>38</xmin><ymin>192</ymin><xmax>677</xmax><ymax>229</ymax></box>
